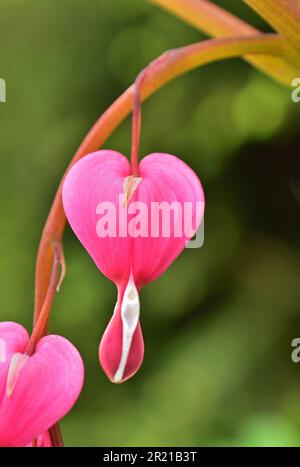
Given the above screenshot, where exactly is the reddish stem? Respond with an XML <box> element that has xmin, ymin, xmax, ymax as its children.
<box><xmin>130</xmin><ymin>76</ymin><xmax>142</xmax><ymax>177</ymax></box>
<box><xmin>27</xmin><ymin>242</ymin><xmax>61</xmax><ymax>355</ymax></box>
<box><xmin>130</xmin><ymin>68</ymin><xmax>155</xmax><ymax>175</ymax></box>
<box><xmin>49</xmin><ymin>423</ymin><xmax>64</xmax><ymax>447</ymax></box>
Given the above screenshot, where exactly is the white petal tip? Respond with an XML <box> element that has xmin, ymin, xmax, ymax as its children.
<box><xmin>123</xmin><ymin>176</ymin><xmax>142</xmax><ymax>206</ymax></box>
<box><xmin>113</xmin><ymin>277</ymin><xmax>140</xmax><ymax>383</ymax></box>
<box><xmin>111</xmin><ymin>374</ymin><xmax>123</xmax><ymax>384</ymax></box>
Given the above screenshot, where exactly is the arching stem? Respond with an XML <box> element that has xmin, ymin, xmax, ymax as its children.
<box><xmin>27</xmin><ymin>242</ymin><xmax>62</xmax><ymax>355</ymax></box>
<box><xmin>34</xmin><ymin>34</ymin><xmax>289</xmax><ymax>330</ymax></box>
<box><xmin>29</xmin><ymin>241</ymin><xmax>65</xmax><ymax>447</ymax></box>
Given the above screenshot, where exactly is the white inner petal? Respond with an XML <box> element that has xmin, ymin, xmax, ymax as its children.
<box><xmin>6</xmin><ymin>352</ymin><xmax>29</xmax><ymax>397</ymax></box>
<box><xmin>113</xmin><ymin>277</ymin><xmax>140</xmax><ymax>382</ymax></box>
<box><xmin>123</xmin><ymin>176</ymin><xmax>142</xmax><ymax>206</ymax></box>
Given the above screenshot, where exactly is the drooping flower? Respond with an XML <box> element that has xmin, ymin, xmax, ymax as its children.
<box><xmin>0</xmin><ymin>321</ymin><xmax>84</xmax><ymax>447</ymax></box>
<box><xmin>63</xmin><ymin>150</ymin><xmax>205</xmax><ymax>383</ymax></box>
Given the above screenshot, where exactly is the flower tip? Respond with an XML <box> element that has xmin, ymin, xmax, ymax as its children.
<box><xmin>99</xmin><ymin>317</ymin><xmax>144</xmax><ymax>384</ymax></box>
<box><xmin>99</xmin><ymin>277</ymin><xmax>144</xmax><ymax>383</ymax></box>
<box><xmin>110</xmin><ymin>374</ymin><xmax>125</xmax><ymax>384</ymax></box>
<box><xmin>110</xmin><ymin>369</ymin><xmax>138</xmax><ymax>384</ymax></box>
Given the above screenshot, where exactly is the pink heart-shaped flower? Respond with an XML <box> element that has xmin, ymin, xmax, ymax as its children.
<box><xmin>63</xmin><ymin>150</ymin><xmax>204</xmax><ymax>382</ymax></box>
<box><xmin>0</xmin><ymin>322</ymin><xmax>84</xmax><ymax>447</ymax></box>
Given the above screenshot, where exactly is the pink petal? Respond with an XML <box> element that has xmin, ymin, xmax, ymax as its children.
<box><xmin>132</xmin><ymin>153</ymin><xmax>205</xmax><ymax>288</ymax></box>
<box><xmin>0</xmin><ymin>326</ymin><xmax>84</xmax><ymax>447</ymax></box>
<box><xmin>62</xmin><ymin>150</ymin><xmax>132</xmax><ymax>287</ymax></box>
<box><xmin>0</xmin><ymin>322</ymin><xmax>29</xmax><ymax>402</ymax></box>
<box><xmin>27</xmin><ymin>431</ymin><xmax>52</xmax><ymax>447</ymax></box>
<box><xmin>99</xmin><ymin>280</ymin><xmax>144</xmax><ymax>383</ymax></box>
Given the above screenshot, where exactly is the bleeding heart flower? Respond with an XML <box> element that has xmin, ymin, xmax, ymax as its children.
<box><xmin>62</xmin><ymin>150</ymin><xmax>205</xmax><ymax>383</ymax></box>
<box><xmin>0</xmin><ymin>321</ymin><xmax>84</xmax><ymax>447</ymax></box>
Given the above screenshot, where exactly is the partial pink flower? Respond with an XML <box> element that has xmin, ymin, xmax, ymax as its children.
<box><xmin>62</xmin><ymin>150</ymin><xmax>205</xmax><ymax>383</ymax></box>
<box><xmin>0</xmin><ymin>321</ymin><xmax>84</xmax><ymax>447</ymax></box>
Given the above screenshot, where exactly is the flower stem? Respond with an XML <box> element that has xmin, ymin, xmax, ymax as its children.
<box><xmin>30</xmin><ymin>242</ymin><xmax>64</xmax><ymax>447</ymax></box>
<box><xmin>49</xmin><ymin>423</ymin><xmax>64</xmax><ymax>447</ymax></box>
<box><xmin>245</xmin><ymin>0</ymin><xmax>300</xmax><ymax>53</ymax></box>
<box><xmin>130</xmin><ymin>74</ymin><xmax>142</xmax><ymax>176</ymax></box>
<box><xmin>27</xmin><ymin>242</ymin><xmax>62</xmax><ymax>355</ymax></box>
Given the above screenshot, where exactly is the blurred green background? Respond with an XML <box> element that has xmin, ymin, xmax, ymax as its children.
<box><xmin>1</xmin><ymin>0</ymin><xmax>300</xmax><ymax>447</ymax></box>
